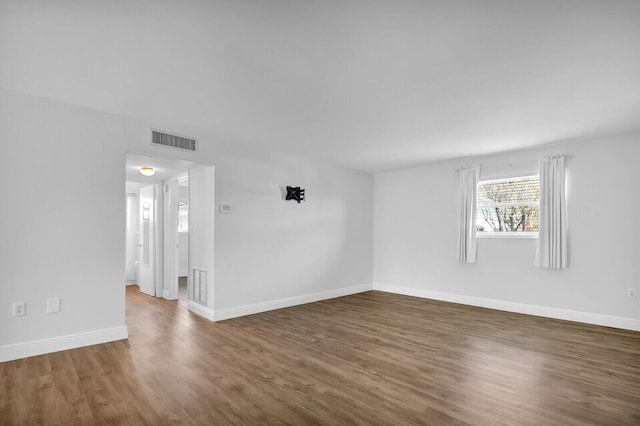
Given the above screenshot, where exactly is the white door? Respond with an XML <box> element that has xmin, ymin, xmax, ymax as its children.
<box><xmin>138</xmin><ymin>184</ymin><xmax>155</xmax><ymax>296</ymax></box>
<box><xmin>163</xmin><ymin>179</ymin><xmax>180</xmax><ymax>299</ymax></box>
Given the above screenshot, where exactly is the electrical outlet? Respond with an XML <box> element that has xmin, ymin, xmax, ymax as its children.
<box><xmin>47</xmin><ymin>297</ymin><xmax>61</xmax><ymax>313</ymax></box>
<box><xmin>628</xmin><ymin>288</ymin><xmax>637</xmax><ymax>299</ymax></box>
<box><xmin>12</xmin><ymin>302</ymin><xmax>26</xmax><ymax>317</ymax></box>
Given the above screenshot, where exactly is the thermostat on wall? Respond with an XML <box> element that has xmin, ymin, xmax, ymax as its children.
<box><xmin>219</xmin><ymin>204</ymin><xmax>231</xmax><ymax>214</ymax></box>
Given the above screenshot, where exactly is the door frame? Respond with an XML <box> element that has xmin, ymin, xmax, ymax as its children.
<box><xmin>162</xmin><ymin>172</ymin><xmax>188</xmax><ymax>300</ymax></box>
<box><xmin>124</xmin><ymin>152</ymin><xmax>215</xmax><ymax>320</ymax></box>
<box><xmin>138</xmin><ymin>183</ymin><xmax>157</xmax><ymax>296</ymax></box>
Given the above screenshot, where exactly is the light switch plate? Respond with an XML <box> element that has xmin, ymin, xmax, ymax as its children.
<box><xmin>13</xmin><ymin>302</ymin><xmax>26</xmax><ymax>317</ymax></box>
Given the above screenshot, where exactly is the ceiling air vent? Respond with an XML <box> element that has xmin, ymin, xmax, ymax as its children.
<box><xmin>151</xmin><ymin>130</ymin><xmax>196</xmax><ymax>152</ymax></box>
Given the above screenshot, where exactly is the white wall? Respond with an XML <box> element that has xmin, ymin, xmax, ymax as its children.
<box><xmin>2</xmin><ymin>84</ymin><xmax>636</xmax><ymax>364</ymax></box>
<box><xmin>213</xmin><ymin>151</ymin><xmax>373</xmax><ymax>312</ymax></box>
<box><xmin>188</xmin><ymin>165</ymin><xmax>216</xmax><ymax>317</ymax></box>
<box><xmin>123</xmin><ymin>120</ymin><xmax>373</xmax><ymax>319</ymax></box>
<box><xmin>0</xmin><ymin>88</ymin><xmax>127</xmax><ymax>360</ymax></box>
<box><xmin>373</xmin><ymin>133</ymin><xmax>640</xmax><ymax>328</ymax></box>
<box><xmin>0</xmin><ymin>87</ymin><xmax>373</xmax><ymax>360</ymax></box>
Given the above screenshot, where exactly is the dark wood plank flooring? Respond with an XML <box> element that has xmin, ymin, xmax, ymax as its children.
<box><xmin>178</xmin><ymin>276</ymin><xmax>187</xmax><ymax>300</ymax></box>
<box><xmin>1</xmin><ymin>287</ymin><xmax>639</xmax><ymax>425</ymax></box>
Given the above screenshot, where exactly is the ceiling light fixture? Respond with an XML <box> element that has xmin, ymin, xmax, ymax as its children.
<box><xmin>139</xmin><ymin>166</ymin><xmax>155</xmax><ymax>177</ymax></box>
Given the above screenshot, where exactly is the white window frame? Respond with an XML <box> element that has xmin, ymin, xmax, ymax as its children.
<box><xmin>476</xmin><ymin>175</ymin><xmax>539</xmax><ymax>239</ymax></box>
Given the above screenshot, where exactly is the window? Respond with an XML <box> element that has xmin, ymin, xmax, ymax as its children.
<box><xmin>476</xmin><ymin>175</ymin><xmax>539</xmax><ymax>238</ymax></box>
<box><xmin>178</xmin><ymin>201</ymin><xmax>189</xmax><ymax>233</ymax></box>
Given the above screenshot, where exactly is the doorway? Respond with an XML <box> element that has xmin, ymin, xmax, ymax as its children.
<box><xmin>124</xmin><ymin>153</ymin><xmax>215</xmax><ymax>318</ymax></box>
<box><xmin>138</xmin><ymin>183</ymin><xmax>157</xmax><ymax>296</ymax></box>
<box><xmin>177</xmin><ymin>177</ymin><xmax>189</xmax><ymax>300</ymax></box>
<box><xmin>162</xmin><ymin>172</ymin><xmax>190</xmax><ymax>301</ymax></box>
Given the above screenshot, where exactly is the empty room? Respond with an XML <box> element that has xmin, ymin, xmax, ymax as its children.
<box><xmin>1</xmin><ymin>0</ymin><xmax>639</xmax><ymax>424</ymax></box>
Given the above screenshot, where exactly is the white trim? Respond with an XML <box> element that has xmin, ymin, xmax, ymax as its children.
<box><xmin>479</xmin><ymin>174</ymin><xmax>538</xmax><ymax>185</ymax></box>
<box><xmin>477</xmin><ymin>232</ymin><xmax>538</xmax><ymax>239</ymax></box>
<box><xmin>188</xmin><ymin>300</ymin><xmax>215</xmax><ymax>321</ymax></box>
<box><xmin>162</xmin><ymin>289</ymin><xmax>176</xmax><ymax>300</ymax></box>
<box><xmin>212</xmin><ymin>284</ymin><xmax>372</xmax><ymax>321</ymax></box>
<box><xmin>154</xmin><ymin>183</ymin><xmax>163</xmax><ymax>298</ymax></box>
<box><xmin>479</xmin><ymin>170</ymin><xmax>539</xmax><ymax>181</ymax></box>
<box><xmin>479</xmin><ymin>201</ymin><xmax>539</xmax><ymax>208</ymax></box>
<box><xmin>0</xmin><ymin>326</ymin><xmax>129</xmax><ymax>363</ymax></box>
<box><xmin>372</xmin><ymin>283</ymin><xmax>640</xmax><ymax>332</ymax></box>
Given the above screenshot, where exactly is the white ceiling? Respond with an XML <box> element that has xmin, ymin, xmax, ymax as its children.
<box><xmin>2</xmin><ymin>0</ymin><xmax>639</xmax><ymax>173</ymax></box>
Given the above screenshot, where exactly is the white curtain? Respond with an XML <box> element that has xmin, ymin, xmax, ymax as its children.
<box><xmin>535</xmin><ymin>155</ymin><xmax>568</xmax><ymax>269</ymax></box>
<box><xmin>457</xmin><ymin>165</ymin><xmax>480</xmax><ymax>263</ymax></box>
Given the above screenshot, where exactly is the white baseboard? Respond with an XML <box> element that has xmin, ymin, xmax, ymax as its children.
<box><xmin>0</xmin><ymin>326</ymin><xmax>129</xmax><ymax>363</ymax></box>
<box><xmin>372</xmin><ymin>283</ymin><xmax>640</xmax><ymax>332</ymax></box>
<box><xmin>213</xmin><ymin>283</ymin><xmax>372</xmax><ymax>321</ymax></box>
<box><xmin>188</xmin><ymin>300</ymin><xmax>215</xmax><ymax>321</ymax></box>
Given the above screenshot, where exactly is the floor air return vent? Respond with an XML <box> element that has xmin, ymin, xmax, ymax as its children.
<box><xmin>191</xmin><ymin>268</ymin><xmax>207</xmax><ymax>305</ymax></box>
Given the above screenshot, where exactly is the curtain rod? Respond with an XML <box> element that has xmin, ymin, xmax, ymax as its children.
<box><xmin>454</xmin><ymin>164</ymin><xmax>480</xmax><ymax>172</ymax></box>
<box><xmin>454</xmin><ymin>153</ymin><xmax>572</xmax><ymax>172</ymax></box>
<box><xmin>544</xmin><ymin>153</ymin><xmax>572</xmax><ymax>159</ymax></box>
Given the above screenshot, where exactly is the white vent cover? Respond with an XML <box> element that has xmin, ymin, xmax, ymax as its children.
<box><xmin>151</xmin><ymin>130</ymin><xmax>196</xmax><ymax>151</ymax></box>
<box><xmin>191</xmin><ymin>267</ymin><xmax>207</xmax><ymax>305</ymax></box>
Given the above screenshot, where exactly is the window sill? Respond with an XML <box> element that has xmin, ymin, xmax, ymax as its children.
<box><xmin>477</xmin><ymin>232</ymin><xmax>538</xmax><ymax>239</ymax></box>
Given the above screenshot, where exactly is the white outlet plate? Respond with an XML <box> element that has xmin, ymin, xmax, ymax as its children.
<box><xmin>47</xmin><ymin>297</ymin><xmax>61</xmax><ymax>313</ymax></box>
<box><xmin>12</xmin><ymin>302</ymin><xmax>26</xmax><ymax>317</ymax></box>
<box><xmin>628</xmin><ymin>289</ymin><xmax>637</xmax><ymax>299</ymax></box>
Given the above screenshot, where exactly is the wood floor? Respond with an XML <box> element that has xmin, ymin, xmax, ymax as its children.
<box><xmin>1</xmin><ymin>288</ymin><xmax>639</xmax><ymax>425</ymax></box>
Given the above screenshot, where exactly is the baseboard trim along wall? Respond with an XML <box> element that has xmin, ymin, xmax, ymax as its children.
<box><xmin>212</xmin><ymin>283</ymin><xmax>372</xmax><ymax>321</ymax></box>
<box><xmin>373</xmin><ymin>283</ymin><xmax>640</xmax><ymax>332</ymax></box>
<box><xmin>188</xmin><ymin>300</ymin><xmax>216</xmax><ymax>321</ymax></box>
<box><xmin>0</xmin><ymin>326</ymin><xmax>129</xmax><ymax>363</ymax></box>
